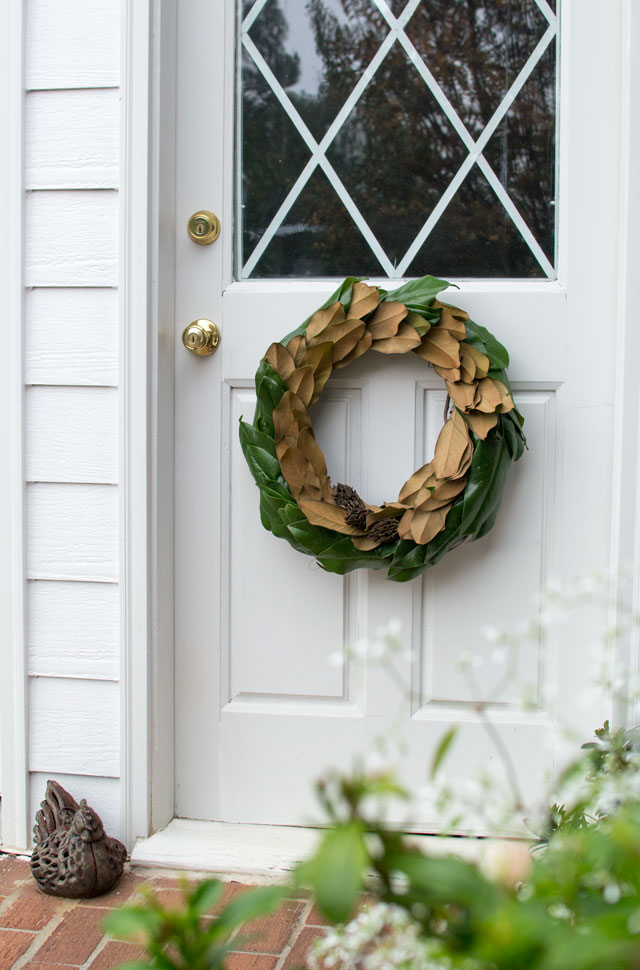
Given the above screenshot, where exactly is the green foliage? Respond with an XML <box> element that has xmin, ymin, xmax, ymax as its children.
<box><xmin>103</xmin><ymin>879</ymin><xmax>286</xmax><ymax>970</ymax></box>
<box><xmin>296</xmin><ymin>822</ymin><xmax>369</xmax><ymax>924</ymax></box>
<box><xmin>298</xmin><ymin>722</ymin><xmax>640</xmax><ymax>970</ymax></box>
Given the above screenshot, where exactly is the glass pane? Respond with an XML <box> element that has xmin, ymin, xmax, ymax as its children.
<box><xmin>238</xmin><ymin>0</ymin><xmax>558</xmax><ymax>280</ymax></box>
<box><xmin>407</xmin><ymin>167</ymin><xmax>542</xmax><ymax>278</ymax></box>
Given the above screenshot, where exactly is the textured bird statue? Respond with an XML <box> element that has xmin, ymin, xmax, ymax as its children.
<box><xmin>30</xmin><ymin>780</ymin><xmax>127</xmax><ymax>898</ymax></box>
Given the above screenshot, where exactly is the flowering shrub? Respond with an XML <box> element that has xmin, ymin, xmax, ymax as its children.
<box><xmin>300</xmin><ymin>744</ymin><xmax>640</xmax><ymax>970</ymax></box>
<box><xmin>308</xmin><ymin>902</ymin><xmax>452</xmax><ymax>970</ymax></box>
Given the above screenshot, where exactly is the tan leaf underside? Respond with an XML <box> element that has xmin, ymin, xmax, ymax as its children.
<box><xmin>473</xmin><ymin>377</ymin><xmax>507</xmax><ymax>413</ymax></box>
<box><xmin>365</xmin><ymin>504</ymin><xmax>406</xmax><ymax>527</ymax></box>
<box><xmin>415</xmin><ymin>327</ymin><xmax>461</xmax><ymax>369</ymax></box>
<box><xmin>352</xmin><ymin>535</ymin><xmax>384</xmax><ymax>551</ymax></box>
<box><xmin>297</xmin><ymin>498</ymin><xmax>364</xmax><ymax>535</ymax></box>
<box><xmin>493</xmin><ymin>379</ymin><xmax>515</xmax><ymax>413</ymax></box>
<box><xmin>296</xmin><ymin>426</ymin><xmax>330</xmax><ymax>486</ymax></box>
<box><xmin>434</xmin><ymin>364</ymin><xmax>462</xmax><ymax>383</ymax></box>
<box><xmin>349</xmin><ymin>281</ymin><xmax>380</xmax><ymax>319</ymax></box>
<box><xmin>301</xmin><ymin>342</ymin><xmax>334</xmax><ymax>404</ymax></box>
<box><xmin>462</xmin><ymin>343</ymin><xmax>490</xmax><ymax>380</ymax></box>
<box><xmin>372</xmin><ymin>320</ymin><xmax>422</xmax><ymax>354</ymax></box>
<box><xmin>286</xmin><ymin>335</ymin><xmax>306</xmax><ymax>366</ymax></box>
<box><xmin>464</xmin><ymin>410</ymin><xmax>499</xmax><ymax>439</ymax></box>
<box><xmin>279</xmin><ymin>447</ymin><xmax>323</xmax><ymax>501</ymax></box>
<box><xmin>367</xmin><ymin>301</ymin><xmax>408</xmax><ymax>339</ymax></box>
<box><xmin>273</xmin><ymin>391</ymin><xmax>309</xmax><ymax>438</ymax></box>
<box><xmin>415</xmin><ymin>476</ymin><xmax>467</xmax><ymax>511</ymax></box>
<box><xmin>398</xmin><ymin>462</ymin><xmax>436</xmax><ymax>505</ymax></box>
<box><xmin>330</xmin><ymin>321</ymin><xmax>366</xmax><ymax>362</ymax></box>
<box><xmin>333</xmin><ymin>331</ymin><xmax>373</xmax><ymax>370</ymax></box>
<box><xmin>434</xmin><ymin>306</ymin><xmax>467</xmax><ymax>340</ymax></box>
<box><xmin>305</xmin><ymin>301</ymin><xmax>346</xmax><ymax>341</ymax></box>
<box><xmin>432</xmin><ymin>297</ymin><xmax>469</xmax><ymax>322</ymax></box>
<box><xmin>409</xmin><ymin>506</ymin><xmax>449</xmax><ymax>544</ymax></box>
<box><xmin>265</xmin><ymin>342</ymin><xmax>295</xmax><ymax>382</ymax></box>
<box><xmin>287</xmin><ymin>365</ymin><xmax>315</xmax><ymax>408</ymax></box>
<box><xmin>432</xmin><ymin>408</ymin><xmax>470</xmax><ymax>479</ymax></box>
<box><xmin>397</xmin><ymin>506</ymin><xmax>449</xmax><ymax>544</ymax></box>
<box><xmin>445</xmin><ymin>379</ymin><xmax>477</xmax><ymax>411</ymax></box>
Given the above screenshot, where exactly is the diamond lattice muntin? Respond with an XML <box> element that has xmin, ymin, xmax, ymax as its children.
<box><xmin>238</xmin><ymin>0</ymin><xmax>557</xmax><ymax>280</ymax></box>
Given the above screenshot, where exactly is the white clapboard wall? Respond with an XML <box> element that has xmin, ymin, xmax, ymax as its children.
<box><xmin>21</xmin><ymin>0</ymin><xmax>122</xmax><ymax>839</ymax></box>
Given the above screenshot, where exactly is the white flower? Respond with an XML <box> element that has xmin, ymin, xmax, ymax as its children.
<box><xmin>375</xmin><ymin>617</ymin><xmax>402</xmax><ymax>639</ymax></box>
<box><xmin>603</xmin><ymin>883</ymin><xmax>621</xmax><ymax>904</ymax></box>
<box><xmin>482</xmin><ymin>625</ymin><xmax>504</xmax><ymax>644</ymax></box>
<box><xmin>483</xmin><ymin>841</ymin><xmax>532</xmax><ymax>887</ymax></box>
<box><xmin>308</xmin><ymin>902</ymin><xmax>453</xmax><ymax>970</ymax></box>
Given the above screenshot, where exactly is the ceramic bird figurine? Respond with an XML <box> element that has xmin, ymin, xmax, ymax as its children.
<box><xmin>30</xmin><ymin>780</ymin><xmax>127</xmax><ymax>898</ymax></box>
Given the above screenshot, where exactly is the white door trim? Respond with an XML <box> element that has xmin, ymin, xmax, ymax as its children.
<box><xmin>119</xmin><ymin>0</ymin><xmax>152</xmax><ymax>849</ymax></box>
<box><xmin>0</xmin><ymin>0</ymin><xmax>29</xmax><ymax>852</ymax></box>
<box><xmin>119</xmin><ymin>0</ymin><xmax>177</xmax><ymax>848</ymax></box>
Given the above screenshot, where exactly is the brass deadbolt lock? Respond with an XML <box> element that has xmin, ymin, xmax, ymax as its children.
<box><xmin>187</xmin><ymin>210</ymin><xmax>221</xmax><ymax>245</ymax></box>
<box><xmin>182</xmin><ymin>319</ymin><xmax>221</xmax><ymax>356</ymax></box>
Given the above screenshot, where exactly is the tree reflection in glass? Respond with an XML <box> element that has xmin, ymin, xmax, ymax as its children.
<box><xmin>239</xmin><ymin>0</ymin><xmax>556</xmax><ymax>279</ymax></box>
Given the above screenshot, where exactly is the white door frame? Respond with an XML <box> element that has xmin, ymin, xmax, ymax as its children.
<box><xmin>5</xmin><ymin>0</ymin><xmax>640</xmax><ymax>851</ymax></box>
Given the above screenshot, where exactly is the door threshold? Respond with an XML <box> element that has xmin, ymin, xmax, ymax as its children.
<box><xmin>131</xmin><ymin>819</ymin><xmax>322</xmax><ymax>881</ymax></box>
<box><xmin>131</xmin><ymin>818</ymin><xmax>505</xmax><ymax>883</ymax></box>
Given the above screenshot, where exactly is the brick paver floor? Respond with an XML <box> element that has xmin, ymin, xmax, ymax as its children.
<box><xmin>0</xmin><ymin>854</ymin><xmax>329</xmax><ymax>970</ymax></box>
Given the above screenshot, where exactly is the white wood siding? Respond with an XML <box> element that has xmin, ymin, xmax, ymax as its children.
<box><xmin>23</xmin><ymin>0</ymin><xmax>123</xmax><ymax>839</ymax></box>
<box><xmin>24</xmin><ymin>288</ymin><xmax>119</xmax><ymax>386</ymax></box>
<box><xmin>25</xmin><ymin>90</ymin><xmax>119</xmax><ymax>189</ymax></box>
<box><xmin>25</xmin><ymin>0</ymin><xmax>120</xmax><ymax>90</ymax></box>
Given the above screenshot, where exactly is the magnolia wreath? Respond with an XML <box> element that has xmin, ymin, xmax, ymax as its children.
<box><xmin>239</xmin><ymin>275</ymin><xmax>526</xmax><ymax>583</ymax></box>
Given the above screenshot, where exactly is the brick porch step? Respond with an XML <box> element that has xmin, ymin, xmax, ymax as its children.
<box><xmin>0</xmin><ymin>855</ymin><xmax>328</xmax><ymax>970</ymax></box>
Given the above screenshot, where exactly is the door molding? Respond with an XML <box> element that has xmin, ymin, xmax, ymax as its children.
<box><xmin>119</xmin><ymin>0</ymin><xmax>178</xmax><ymax>847</ymax></box>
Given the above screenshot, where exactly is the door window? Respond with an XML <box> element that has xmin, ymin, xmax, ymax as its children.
<box><xmin>238</xmin><ymin>0</ymin><xmax>558</xmax><ymax>280</ymax></box>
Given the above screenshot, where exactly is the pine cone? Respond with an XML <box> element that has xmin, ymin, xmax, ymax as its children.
<box><xmin>366</xmin><ymin>518</ymin><xmax>399</xmax><ymax>544</ymax></box>
<box><xmin>332</xmin><ymin>483</ymin><xmax>368</xmax><ymax>530</ymax></box>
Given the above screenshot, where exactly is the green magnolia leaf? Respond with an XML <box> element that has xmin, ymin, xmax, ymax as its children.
<box><xmin>460</xmin><ymin>433</ymin><xmax>511</xmax><ymax>536</ymax></box>
<box><xmin>502</xmin><ymin>414</ymin><xmax>526</xmax><ymax>462</ymax></box>
<box><xmin>405</xmin><ymin>310</ymin><xmax>432</xmax><ymax>336</ymax></box>
<box><xmin>487</xmin><ymin>368</ymin><xmax>526</xmax><ymax>429</ymax></box>
<box><xmin>465</xmin><ymin>320</ymin><xmax>509</xmax><ymax>370</ymax></box>
<box><xmin>474</xmin><ymin>502</ymin><xmax>501</xmax><ymax>539</ymax></box>
<box><xmin>287</xmin><ymin>523</ymin><xmax>350</xmax><ymax>557</ymax></box>
<box><xmin>256</xmin><ymin>371</ymin><xmax>287</xmax><ymax>422</ymax></box>
<box><xmin>238</xmin><ymin>420</ymin><xmax>278</xmax><ymax>458</ymax></box>
<box><xmin>430</xmin><ymin>726</ymin><xmax>458</xmax><ymax>778</ymax></box>
<box><xmin>384</xmin><ymin>275</ymin><xmax>451</xmax><ymax>307</ymax></box>
<box><xmin>297</xmin><ymin>822</ymin><xmax>369</xmax><ymax>923</ymax></box>
<box><xmin>244</xmin><ymin>445</ymin><xmax>282</xmax><ymax>485</ymax></box>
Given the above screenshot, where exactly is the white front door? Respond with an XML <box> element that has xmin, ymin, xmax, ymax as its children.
<box><xmin>172</xmin><ymin>0</ymin><xmax>622</xmax><ymax>829</ymax></box>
